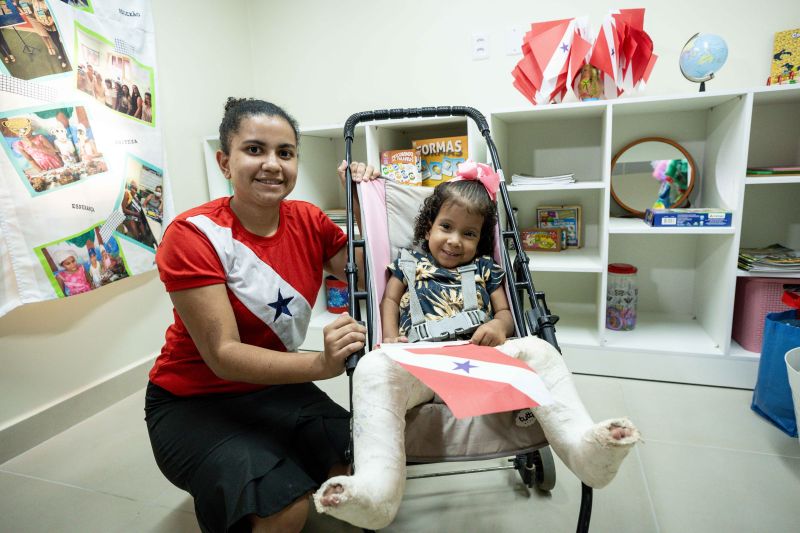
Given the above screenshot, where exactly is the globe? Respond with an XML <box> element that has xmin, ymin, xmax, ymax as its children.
<box><xmin>679</xmin><ymin>33</ymin><xmax>728</xmax><ymax>87</ymax></box>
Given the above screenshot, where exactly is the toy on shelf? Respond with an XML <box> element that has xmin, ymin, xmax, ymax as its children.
<box><xmin>520</xmin><ymin>228</ymin><xmax>563</xmax><ymax>252</ymax></box>
<box><xmin>536</xmin><ymin>205</ymin><xmax>582</xmax><ymax>248</ymax></box>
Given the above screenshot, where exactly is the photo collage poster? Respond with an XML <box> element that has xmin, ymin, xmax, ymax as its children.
<box><xmin>0</xmin><ymin>0</ymin><xmax>169</xmax><ymax>317</ymax></box>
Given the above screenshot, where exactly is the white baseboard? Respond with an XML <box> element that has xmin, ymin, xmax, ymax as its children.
<box><xmin>0</xmin><ymin>354</ymin><xmax>156</xmax><ymax>464</ymax></box>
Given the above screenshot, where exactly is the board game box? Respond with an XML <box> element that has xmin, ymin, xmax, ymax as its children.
<box><xmin>411</xmin><ymin>136</ymin><xmax>468</xmax><ymax>187</ymax></box>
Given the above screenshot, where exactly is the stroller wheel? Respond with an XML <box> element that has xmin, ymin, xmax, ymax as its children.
<box><xmin>531</xmin><ymin>447</ymin><xmax>556</xmax><ymax>491</ymax></box>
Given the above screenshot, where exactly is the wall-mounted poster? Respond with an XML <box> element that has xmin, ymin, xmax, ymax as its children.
<box><xmin>0</xmin><ymin>0</ymin><xmax>168</xmax><ymax>317</ymax></box>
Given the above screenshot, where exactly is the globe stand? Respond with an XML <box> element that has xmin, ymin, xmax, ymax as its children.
<box><xmin>679</xmin><ymin>33</ymin><xmax>727</xmax><ymax>94</ymax></box>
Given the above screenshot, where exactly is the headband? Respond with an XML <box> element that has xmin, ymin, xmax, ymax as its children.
<box><xmin>451</xmin><ymin>160</ymin><xmax>500</xmax><ymax>202</ymax></box>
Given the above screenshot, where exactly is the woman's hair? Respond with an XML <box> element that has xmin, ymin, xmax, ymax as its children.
<box><xmin>413</xmin><ymin>180</ymin><xmax>498</xmax><ymax>257</ymax></box>
<box><xmin>218</xmin><ymin>97</ymin><xmax>300</xmax><ymax>155</ymax></box>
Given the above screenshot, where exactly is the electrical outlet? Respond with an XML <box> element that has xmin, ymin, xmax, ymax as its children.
<box><xmin>472</xmin><ymin>32</ymin><xmax>489</xmax><ymax>60</ymax></box>
<box><xmin>506</xmin><ymin>25</ymin><xmax>525</xmax><ymax>56</ymax></box>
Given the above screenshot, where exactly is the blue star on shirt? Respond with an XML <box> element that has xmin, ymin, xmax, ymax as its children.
<box><xmin>453</xmin><ymin>360</ymin><xmax>478</xmax><ymax>373</ymax></box>
<box><xmin>268</xmin><ymin>289</ymin><xmax>294</xmax><ymax>321</ymax></box>
<box><xmin>560</xmin><ymin>42</ymin><xmax>569</xmax><ymax>53</ymax></box>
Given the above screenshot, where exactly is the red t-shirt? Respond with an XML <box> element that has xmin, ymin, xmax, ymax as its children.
<box><xmin>149</xmin><ymin>197</ymin><xmax>347</xmax><ymax>396</ymax></box>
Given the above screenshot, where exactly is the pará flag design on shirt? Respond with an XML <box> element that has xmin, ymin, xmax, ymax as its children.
<box><xmin>382</xmin><ymin>342</ymin><xmax>553</xmax><ymax>419</ymax></box>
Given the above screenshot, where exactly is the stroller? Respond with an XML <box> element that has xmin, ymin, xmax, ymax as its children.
<box><xmin>340</xmin><ymin>107</ymin><xmax>593</xmax><ymax>532</ymax></box>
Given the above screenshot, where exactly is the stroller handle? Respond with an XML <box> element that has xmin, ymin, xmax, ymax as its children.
<box><xmin>344</xmin><ymin>106</ymin><xmax>490</xmax><ymax>141</ymax></box>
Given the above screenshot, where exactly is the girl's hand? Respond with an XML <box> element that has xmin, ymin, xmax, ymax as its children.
<box><xmin>337</xmin><ymin>160</ymin><xmax>380</xmax><ymax>187</ymax></box>
<box><xmin>318</xmin><ymin>313</ymin><xmax>367</xmax><ymax>379</ymax></box>
<box><xmin>470</xmin><ymin>320</ymin><xmax>507</xmax><ymax>347</ymax></box>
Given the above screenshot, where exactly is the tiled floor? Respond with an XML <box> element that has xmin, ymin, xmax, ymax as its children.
<box><xmin>1</xmin><ymin>374</ymin><xmax>798</xmax><ymax>533</ymax></box>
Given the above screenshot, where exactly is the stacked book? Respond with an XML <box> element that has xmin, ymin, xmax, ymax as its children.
<box><xmin>746</xmin><ymin>166</ymin><xmax>800</xmax><ymax>176</ymax></box>
<box><xmin>738</xmin><ymin>243</ymin><xmax>800</xmax><ymax>273</ymax></box>
<box><xmin>510</xmin><ymin>173</ymin><xmax>575</xmax><ymax>187</ymax></box>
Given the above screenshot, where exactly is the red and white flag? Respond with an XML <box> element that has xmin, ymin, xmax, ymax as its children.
<box><xmin>382</xmin><ymin>342</ymin><xmax>553</xmax><ymax>419</ymax></box>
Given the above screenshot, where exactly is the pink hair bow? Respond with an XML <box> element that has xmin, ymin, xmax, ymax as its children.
<box><xmin>451</xmin><ymin>160</ymin><xmax>500</xmax><ymax>201</ymax></box>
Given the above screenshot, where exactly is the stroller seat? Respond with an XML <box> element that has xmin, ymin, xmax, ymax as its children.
<box><xmin>359</xmin><ymin>178</ymin><xmax>549</xmax><ymax>465</ymax></box>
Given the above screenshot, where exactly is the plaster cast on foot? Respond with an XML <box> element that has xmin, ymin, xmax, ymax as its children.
<box><xmin>498</xmin><ymin>337</ymin><xmax>640</xmax><ymax>488</ymax></box>
<box><xmin>314</xmin><ymin>350</ymin><xmax>432</xmax><ymax>530</ymax></box>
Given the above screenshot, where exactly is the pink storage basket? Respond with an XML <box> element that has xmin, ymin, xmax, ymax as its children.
<box><xmin>732</xmin><ymin>277</ymin><xmax>797</xmax><ymax>352</ymax></box>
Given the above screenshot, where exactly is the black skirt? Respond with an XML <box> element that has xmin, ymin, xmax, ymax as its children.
<box><xmin>144</xmin><ymin>381</ymin><xmax>350</xmax><ymax>533</ymax></box>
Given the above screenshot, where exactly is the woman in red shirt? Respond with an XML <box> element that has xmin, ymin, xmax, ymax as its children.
<box><xmin>145</xmin><ymin>97</ymin><xmax>376</xmax><ymax>533</ymax></box>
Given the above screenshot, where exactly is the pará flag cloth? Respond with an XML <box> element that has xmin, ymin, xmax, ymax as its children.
<box><xmin>382</xmin><ymin>341</ymin><xmax>553</xmax><ymax>419</ymax></box>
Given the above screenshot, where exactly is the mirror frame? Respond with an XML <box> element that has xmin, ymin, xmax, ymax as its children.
<box><xmin>610</xmin><ymin>136</ymin><xmax>697</xmax><ymax>218</ymax></box>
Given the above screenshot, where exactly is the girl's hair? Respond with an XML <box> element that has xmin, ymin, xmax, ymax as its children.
<box><xmin>218</xmin><ymin>97</ymin><xmax>300</xmax><ymax>155</ymax></box>
<box><xmin>413</xmin><ymin>180</ymin><xmax>498</xmax><ymax>257</ymax></box>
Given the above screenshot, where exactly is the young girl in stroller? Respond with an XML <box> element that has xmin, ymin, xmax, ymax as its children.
<box><xmin>315</xmin><ymin>161</ymin><xmax>640</xmax><ymax>530</ymax></box>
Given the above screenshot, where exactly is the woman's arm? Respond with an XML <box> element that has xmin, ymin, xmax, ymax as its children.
<box><xmin>170</xmin><ymin>283</ymin><xmax>366</xmax><ymax>383</ymax></box>
<box><xmin>470</xmin><ymin>287</ymin><xmax>515</xmax><ymax>347</ymax></box>
<box><xmin>380</xmin><ymin>276</ymin><xmax>407</xmax><ymax>343</ymax></box>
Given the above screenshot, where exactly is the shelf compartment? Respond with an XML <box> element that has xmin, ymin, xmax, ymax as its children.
<box><xmin>520</xmin><ymin>271</ymin><xmax>602</xmax><ymax>347</ymax></box>
<box><xmin>490</xmin><ymin>109</ymin><xmax>606</xmax><ymax>185</ymax></box>
<box><xmin>747</xmin><ymin>88</ymin><xmax>800</xmax><ymax>170</ymax></box>
<box><xmin>512</xmin><ymin>248</ymin><xmax>603</xmax><ymax>273</ymax></box>
<box><xmin>740</xmin><ymin>182</ymin><xmax>800</xmax><ymax>250</ymax></box>
<box><xmin>602</xmin><ymin>311</ymin><xmax>723</xmax><ymax>356</ymax></box>
<box><xmin>608</xmin><ymin>217</ymin><xmax>735</xmax><ymax>234</ymax></box>
<box><xmin>607</xmin><ymin>233</ymin><xmax>738</xmax><ymax>354</ymax></box>
<box><xmin>508</xmin><ymin>188</ymin><xmax>605</xmax><ymax>250</ymax></box>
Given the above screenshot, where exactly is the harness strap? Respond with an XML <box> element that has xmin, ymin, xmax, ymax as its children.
<box><xmin>399</xmin><ymin>249</ymin><xmax>427</xmax><ymax>326</ymax></box>
<box><xmin>458</xmin><ymin>263</ymin><xmax>479</xmax><ymax>311</ymax></box>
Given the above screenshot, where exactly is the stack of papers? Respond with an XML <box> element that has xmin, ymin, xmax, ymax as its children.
<box><xmin>738</xmin><ymin>243</ymin><xmax>800</xmax><ymax>273</ymax></box>
<box><xmin>510</xmin><ymin>173</ymin><xmax>575</xmax><ymax>186</ymax></box>
<box><xmin>324</xmin><ymin>209</ymin><xmax>348</xmax><ymax>226</ymax></box>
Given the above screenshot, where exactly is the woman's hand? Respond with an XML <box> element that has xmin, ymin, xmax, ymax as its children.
<box><xmin>337</xmin><ymin>160</ymin><xmax>380</xmax><ymax>187</ymax></box>
<box><xmin>381</xmin><ymin>336</ymin><xmax>408</xmax><ymax>344</ymax></box>
<box><xmin>318</xmin><ymin>313</ymin><xmax>367</xmax><ymax>379</ymax></box>
<box><xmin>470</xmin><ymin>319</ymin><xmax>507</xmax><ymax>347</ymax></box>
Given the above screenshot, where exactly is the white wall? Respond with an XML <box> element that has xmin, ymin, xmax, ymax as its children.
<box><xmin>248</xmin><ymin>0</ymin><xmax>795</xmax><ymax>126</ymax></box>
<box><xmin>1</xmin><ymin>0</ymin><xmax>795</xmax><ymax>450</ymax></box>
<box><xmin>0</xmin><ymin>1</ymin><xmax>254</xmax><ymax>444</ymax></box>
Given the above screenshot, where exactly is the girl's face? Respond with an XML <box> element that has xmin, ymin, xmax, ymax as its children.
<box><xmin>425</xmin><ymin>201</ymin><xmax>484</xmax><ymax>269</ymax></box>
<box><xmin>60</xmin><ymin>255</ymin><xmax>79</xmax><ymax>272</ymax></box>
<box><xmin>217</xmin><ymin>115</ymin><xmax>298</xmax><ymax>210</ymax></box>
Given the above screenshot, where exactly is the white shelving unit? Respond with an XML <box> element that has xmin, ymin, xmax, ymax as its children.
<box><xmin>203</xmin><ymin>85</ymin><xmax>800</xmax><ymax>387</ymax></box>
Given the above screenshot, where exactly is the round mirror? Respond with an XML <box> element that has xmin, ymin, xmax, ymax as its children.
<box><xmin>611</xmin><ymin>137</ymin><xmax>697</xmax><ymax>217</ymax></box>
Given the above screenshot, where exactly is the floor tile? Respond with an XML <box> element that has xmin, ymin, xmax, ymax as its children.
<box><xmin>638</xmin><ymin>440</ymin><xmax>800</xmax><ymax>533</ymax></box>
<box><xmin>0</xmin><ymin>389</ymin><xmax>188</xmax><ymax>508</ymax></box>
<box><xmin>0</xmin><ymin>470</ymin><xmax>197</xmax><ymax>533</ymax></box>
<box><xmin>384</xmin><ymin>451</ymin><xmax>656</xmax><ymax>533</ymax></box>
<box><xmin>621</xmin><ymin>379</ymin><xmax>800</xmax><ymax>458</ymax></box>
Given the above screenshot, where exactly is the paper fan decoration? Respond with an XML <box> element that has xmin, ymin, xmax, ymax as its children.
<box><xmin>512</xmin><ymin>8</ymin><xmax>657</xmax><ymax>105</ymax></box>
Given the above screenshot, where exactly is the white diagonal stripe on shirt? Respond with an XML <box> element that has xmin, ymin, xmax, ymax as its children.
<box><xmin>187</xmin><ymin>215</ymin><xmax>311</xmax><ymax>351</ymax></box>
<box><xmin>383</xmin><ymin>347</ymin><xmax>554</xmax><ymax>406</ymax></box>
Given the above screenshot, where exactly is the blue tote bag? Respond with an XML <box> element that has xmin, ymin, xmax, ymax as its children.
<box><xmin>751</xmin><ymin>309</ymin><xmax>800</xmax><ymax>437</ymax></box>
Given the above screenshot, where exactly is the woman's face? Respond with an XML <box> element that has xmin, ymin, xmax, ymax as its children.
<box><xmin>218</xmin><ymin>115</ymin><xmax>298</xmax><ymax>210</ymax></box>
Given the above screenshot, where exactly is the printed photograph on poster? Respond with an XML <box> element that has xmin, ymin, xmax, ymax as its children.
<box><xmin>0</xmin><ymin>0</ymin><xmax>72</xmax><ymax>80</ymax></box>
<box><xmin>116</xmin><ymin>155</ymin><xmax>162</xmax><ymax>250</ymax></box>
<box><xmin>75</xmin><ymin>21</ymin><xmax>154</xmax><ymax>125</ymax></box>
<box><xmin>0</xmin><ymin>104</ymin><xmax>108</xmax><ymax>194</ymax></box>
<box><xmin>58</xmin><ymin>0</ymin><xmax>92</xmax><ymax>13</ymax></box>
<box><xmin>36</xmin><ymin>225</ymin><xmax>130</xmax><ymax>298</ymax></box>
